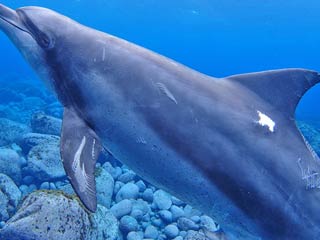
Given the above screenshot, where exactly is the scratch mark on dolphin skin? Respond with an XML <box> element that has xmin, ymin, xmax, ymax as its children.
<box><xmin>72</xmin><ymin>136</ymin><xmax>94</xmax><ymax>195</ymax></box>
<box><xmin>102</xmin><ymin>48</ymin><xmax>106</xmax><ymax>61</ymax></box>
<box><xmin>256</xmin><ymin>110</ymin><xmax>275</xmax><ymax>132</ymax></box>
<box><xmin>92</xmin><ymin>139</ymin><xmax>96</xmax><ymax>159</ymax></box>
<box><xmin>137</xmin><ymin>136</ymin><xmax>147</xmax><ymax>145</ymax></box>
<box><xmin>297</xmin><ymin>158</ymin><xmax>320</xmax><ymax>189</ymax></box>
<box><xmin>156</xmin><ymin>82</ymin><xmax>178</xmax><ymax>104</ymax></box>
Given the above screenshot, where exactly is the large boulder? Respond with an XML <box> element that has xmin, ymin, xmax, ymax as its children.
<box><xmin>19</xmin><ymin>133</ymin><xmax>60</xmax><ymax>155</ymax></box>
<box><xmin>0</xmin><ymin>191</ymin><xmax>119</xmax><ymax>240</ymax></box>
<box><xmin>0</xmin><ymin>174</ymin><xmax>21</xmax><ymax>222</ymax></box>
<box><xmin>0</xmin><ymin>148</ymin><xmax>24</xmax><ymax>183</ymax></box>
<box><xmin>25</xmin><ymin>139</ymin><xmax>65</xmax><ymax>181</ymax></box>
<box><xmin>0</xmin><ymin>118</ymin><xmax>30</xmax><ymax>146</ymax></box>
<box><xmin>31</xmin><ymin>112</ymin><xmax>62</xmax><ymax>136</ymax></box>
<box><xmin>96</xmin><ymin>167</ymin><xmax>114</xmax><ymax>208</ymax></box>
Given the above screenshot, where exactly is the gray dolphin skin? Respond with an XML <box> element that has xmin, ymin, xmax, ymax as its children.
<box><xmin>1</xmin><ymin>3</ymin><xmax>320</xmax><ymax>239</ymax></box>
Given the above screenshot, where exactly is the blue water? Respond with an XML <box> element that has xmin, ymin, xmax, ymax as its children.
<box><xmin>0</xmin><ymin>0</ymin><xmax>319</xmax><ymax>120</ymax></box>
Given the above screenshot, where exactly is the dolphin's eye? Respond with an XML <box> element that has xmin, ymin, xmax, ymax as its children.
<box><xmin>38</xmin><ymin>32</ymin><xmax>53</xmax><ymax>49</ymax></box>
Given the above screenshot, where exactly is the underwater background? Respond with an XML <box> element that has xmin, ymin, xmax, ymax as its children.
<box><xmin>0</xmin><ymin>0</ymin><xmax>319</xmax><ymax>239</ymax></box>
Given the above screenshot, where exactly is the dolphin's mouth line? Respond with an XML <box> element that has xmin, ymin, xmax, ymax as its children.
<box><xmin>0</xmin><ymin>14</ymin><xmax>32</xmax><ymax>36</ymax></box>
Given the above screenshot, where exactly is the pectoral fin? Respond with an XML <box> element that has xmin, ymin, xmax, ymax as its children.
<box><xmin>60</xmin><ymin>108</ymin><xmax>102</xmax><ymax>212</ymax></box>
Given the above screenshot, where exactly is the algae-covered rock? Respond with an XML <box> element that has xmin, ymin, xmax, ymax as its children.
<box><xmin>0</xmin><ymin>174</ymin><xmax>21</xmax><ymax>222</ymax></box>
<box><xmin>0</xmin><ymin>118</ymin><xmax>30</xmax><ymax>146</ymax></box>
<box><xmin>0</xmin><ymin>191</ymin><xmax>119</xmax><ymax>240</ymax></box>
<box><xmin>31</xmin><ymin>112</ymin><xmax>62</xmax><ymax>136</ymax></box>
<box><xmin>26</xmin><ymin>139</ymin><xmax>65</xmax><ymax>181</ymax></box>
<box><xmin>96</xmin><ymin>167</ymin><xmax>114</xmax><ymax>208</ymax></box>
<box><xmin>0</xmin><ymin>148</ymin><xmax>24</xmax><ymax>183</ymax></box>
<box><xmin>19</xmin><ymin>133</ymin><xmax>60</xmax><ymax>155</ymax></box>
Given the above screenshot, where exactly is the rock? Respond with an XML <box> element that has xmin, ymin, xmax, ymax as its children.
<box><xmin>0</xmin><ymin>148</ymin><xmax>23</xmax><ymax>183</ymax></box>
<box><xmin>96</xmin><ymin>168</ymin><xmax>114</xmax><ymax>208</ymax></box>
<box><xmin>26</xmin><ymin>139</ymin><xmax>65</xmax><ymax>181</ymax></box>
<box><xmin>115</xmin><ymin>182</ymin><xmax>139</xmax><ymax>202</ymax></box>
<box><xmin>0</xmin><ymin>191</ymin><xmax>118</xmax><ymax>240</ymax></box>
<box><xmin>177</xmin><ymin>217</ymin><xmax>199</xmax><ymax>231</ymax></box>
<box><xmin>153</xmin><ymin>190</ymin><xmax>172</xmax><ymax>210</ymax></box>
<box><xmin>31</xmin><ymin>112</ymin><xmax>62</xmax><ymax>136</ymax></box>
<box><xmin>103</xmin><ymin>162</ymin><xmax>122</xmax><ymax>180</ymax></box>
<box><xmin>135</xmin><ymin>180</ymin><xmax>146</xmax><ymax>192</ymax></box>
<box><xmin>0</xmin><ymin>191</ymin><xmax>9</xmax><ymax>221</ymax></box>
<box><xmin>144</xmin><ymin>225</ymin><xmax>159</xmax><ymax>239</ymax></box>
<box><xmin>191</xmin><ymin>215</ymin><xmax>200</xmax><ymax>223</ymax></box>
<box><xmin>151</xmin><ymin>218</ymin><xmax>164</xmax><ymax>228</ymax></box>
<box><xmin>159</xmin><ymin>210</ymin><xmax>173</xmax><ymax>223</ymax></box>
<box><xmin>110</xmin><ymin>199</ymin><xmax>132</xmax><ymax>219</ymax></box>
<box><xmin>28</xmin><ymin>184</ymin><xmax>37</xmax><ymax>192</ymax></box>
<box><xmin>22</xmin><ymin>176</ymin><xmax>34</xmax><ymax>185</ymax></box>
<box><xmin>172</xmin><ymin>196</ymin><xmax>184</xmax><ymax>206</ymax></box>
<box><xmin>171</xmin><ymin>205</ymin><xmax>185</xmax><ymax>221</ymax></box>
<box><xmin>19</xmin><ymin>133</ymin><xmax>60</xmax><ymax>155</ymax></box>
<box><xmin>0</xmin><ymin>174</ymin><xmax>21</xmax><ymax>221</ymax></box>
<box><xmin>173</xmin><ymin>236</ymin><xmax>183</xmax><ymax>240</ymax></box>
<box><xmin>114</xmin><ymin>181</ymin><xmax>124</xmax><ymax>195</ymax></box>
<box><xmin>19</xmin><ymin>185</ymin><xmax>29</xmax><ymax>197</ymax></box>
<box><xmin>200</xmin><ymin>215</ymin><xmax>219</xmax><ymax>232</ymax></box>
<box><xmin>88</xmin><ymin>205</ymin><xmax>119</xmax><ymax>240</ymax></box>
<box><xmin>39</xmin><ymin>182</ymin><xmax>50</xmax><ymax>190</ymax></box>
<box><xmin>118</xmin><ymin>170</ymin><xmax>136</xmax><ymax>183</ymax></box>
<box><xmin>184</xmin><ymin>205</ymin><xmax>201</xmax><ymax>218</ymax></box>
<box><xmin>119</xmin><ymin>215</ymin><xmax>138</xmax><ymax>233</ymax></box>
<box><xmin>131</xmin><ymin>199</ymin><xmax>150</xmax><ymax>216</ymax></box>
<box><xmin>55</xmin><ymin>181</ymin><xmax>75</xmax><ymax>195</ymax></box>
<box><xmin>127</xmin><ymin>231</ymin><xmax>143</xmax><ymax>240</ymax></box>
<box><xmin>0</xmin><ymin>118</ymin><xmax>30</xmax><ymax>146</ymax></box>
<box><xmin>164</xmin><ymin>224</ymin><xmax>179</xmax><ymax>238</ymax></box>
<box><xmin>184</xmin><ymin>230</ymin><xmax>206</xmax><ymax>240</ymax></box>
<box><xmin>142</xmin><ymin>188</ymin><xmax>154</xmax><ymax>202</ymax></box>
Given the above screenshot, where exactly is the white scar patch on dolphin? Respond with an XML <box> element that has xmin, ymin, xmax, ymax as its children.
<box><xmin>72</xmin><ymin>136</ymin><xmax>94</xmax><ymax>194</ymax></box>
<box><xmin>256</xmin><ymin>110</ymin><xmax>276</xmax><ymax>132</ymax></box>
<box><xmin>91</xmin><ymin>138</ymin><xmax>96</xmax><ymax>159</ymax></box>
<box><xmin>156</xmin><ymin>82</ymin><xmax>178</xmax><ymax>104</ymax></box>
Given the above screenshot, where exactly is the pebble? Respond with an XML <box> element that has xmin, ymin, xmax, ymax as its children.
<box><xmin>153</xmin><ymin>190</ymin><xmax>172</xmax><ymax>210</ymax></box>
<box><xmin>40</xmin><ymin>182</ymin><xmax>50</xmax><ymax>190</ymax></box>
<box><xmin>135</xmin><ymin>180</ymin><xmax>146</xmax><ymax>192</ymax></box>
<box><xmin>200</xmin><ymin>215</ymin><xmax>219</xmax><ymax>232</ymax></box>
<box><xmin>171</xmin><ymin>205</ymin><xmax>185</xmax><ymax>221</ymax></box>
<box><xmin>22</xmin><ymin>175</ymin><xmax>34</xmax><ymax>185</ymax></box>
<box><xmin>144</xmin><ymin>225</ymin><xmax>159</xmax><ymax>239</ymax></box>
<box><xmin>164</xmin><ymin>224</ymin><xmax>179</xmax><ymax>238</ymax></box>
<box><xmin>159</xmin><ymin>210</ymin><xmax>172</xmax><ymax>223</ymax></box>
<box><xmin>142</xmin><ymin>188</ymin><xmax>154</xmax><ymax>202</ymax></box>
<box><xmin>171</xmin><ymin>196</ymin><xmax>184</xmax><ymax>206</ymax></box>
<box><xmin>115</xmin><ymin>182</ymin><xmax>139</xmax><ymax>202</ymax></box>
<box><xmin>173</xmin><ymin>236</ymin><xmax>183</xmax><ymax>240</ymax></box>
<box><xmin>110</xmin><ymin>199</ymin><xmax>132</xmax><ymax>219</ymax></box>
<box><xmin>177</xmin><ymin>217</ymin><xmax>199</xmax><ymax>231</ymax></box>
<box><xmin>151</xmin><ymin>218</ymin><xmax>164</xmax><ymax>228</ymax></box>
<box><xmin>119</xmin><ymin>215</ymin><xmax>138</xmax><ymax>233</ymax></box>
<box><xmin>127</xmin><ymin>231</ymin><xmax>143</xmax><ymax>240</ymax></box>
<box><xmin>118</xmin><ymin>170</ymin><xmax>136</xmax><ymax>183</ymax></box>
<box><xmin>113</xmin><ymin>181</ymin><xmax>124</xmax><ymax>195</ymax></box>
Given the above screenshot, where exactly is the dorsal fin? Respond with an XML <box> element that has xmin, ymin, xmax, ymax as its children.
<box><xmin>226</xmin><ymin>69</ymin><xmax>320</xmax><ymax>117</ymax></box>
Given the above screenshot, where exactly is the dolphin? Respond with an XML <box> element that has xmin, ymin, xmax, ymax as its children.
<box><xmin>0</xmin><ymin>3</ymin><xmax>320</xmax><ymax>239</ymax></box>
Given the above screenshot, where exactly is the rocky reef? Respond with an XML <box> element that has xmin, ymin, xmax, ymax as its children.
<box><xmin>0</xmin><ymin>75</ymin><xmax>319</xmax><ymax>239</ymax></box>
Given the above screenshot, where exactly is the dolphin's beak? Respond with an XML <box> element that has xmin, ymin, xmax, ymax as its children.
<box><xmin>0</xmin><ymin>4</ymin><xmax>29</xmax><ymax>34</ymax></box>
